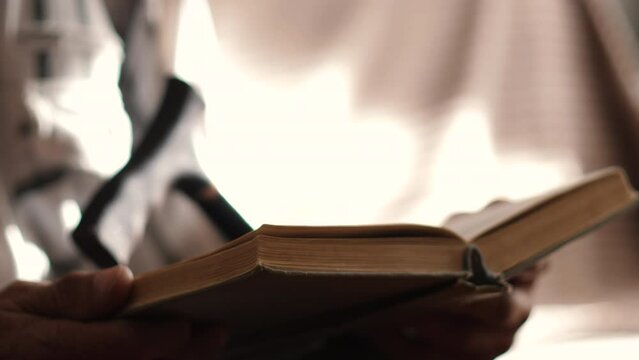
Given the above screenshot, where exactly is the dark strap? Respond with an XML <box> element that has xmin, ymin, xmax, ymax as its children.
<box><xmin>73</xmin><ymin>77</ymin><xmax>193</xmax><ymax>268</ymax></box>
<box><xmin>173</xmin><ymin>174</ymin><xmax>252</xmax><ymax>241</ymax></box>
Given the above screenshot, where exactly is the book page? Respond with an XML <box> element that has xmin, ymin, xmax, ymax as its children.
<box><xmin>442</xmin><ymin>168</ymin><xmax>627</xmax><ymax>241</ymax></box>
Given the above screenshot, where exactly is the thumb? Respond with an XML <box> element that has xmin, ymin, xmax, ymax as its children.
<box><xmin>6</xmin><ymin>265</ymin><xmax>134</xmax><ymax>321</ymax></box>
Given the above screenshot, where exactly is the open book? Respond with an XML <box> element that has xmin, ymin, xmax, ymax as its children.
<box><xmin>123</xmin><ymin>167</ymin><xmax>637</xmax><ymax>352</ymax></box>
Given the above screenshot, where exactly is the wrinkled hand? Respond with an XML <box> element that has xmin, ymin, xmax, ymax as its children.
<box><xmin>369</xmin><ymin>262</ymin><xmax>548</xmax><ymax>360</ymax></box>
<box><xmin>0</xmin><ymin>266</ymin><xmax>226</xmax><ymax>360</ymax></box>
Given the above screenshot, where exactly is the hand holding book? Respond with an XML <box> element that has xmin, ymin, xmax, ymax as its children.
<box><xmin>2</xmin><ymin>168</ymin><xmax>630</xmax><ymax>360</ymax></box>
<box><xmin>122</xmin><ymin>167</ymin><xmax>635</xmax><ymax>359</ymax></box>
<box><xmin>0</xmin><ymin>266</ymin><xmax>227</xmax><ymax>360</ymax></box>
<box><xmin>352</xmin><ymin>202</ymin><xmax>550</xmax><ymax>360</ymax></box>
<box><xmin>367</xmin><ymin>261</ymin><xmax>547</xmax><ymax>360</ymax></box>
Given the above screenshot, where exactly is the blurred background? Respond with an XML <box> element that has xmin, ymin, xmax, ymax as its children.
<box><xmin>1</xmin><ymin>0</ymin><xmax>639</xmax><ymax>358</ymax></box>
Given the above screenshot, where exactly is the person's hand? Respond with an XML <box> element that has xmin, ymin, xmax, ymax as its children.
<box><xmin>0</xmin><ymin>266</ymin><xmax>227</xmax><ymax>360</ymax></box>
<box><xmin>368</xmin><ymin>261</ymin><xmax>548</xmax><ymax>360</ymax></box>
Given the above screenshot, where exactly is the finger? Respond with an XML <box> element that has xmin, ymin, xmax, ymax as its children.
<box><xmin>371</xmin><ymin>313</ymin><xmax>517</xmax><ymax>360</ymax></box>
<box><xmin>509</xmin><ymin>260</ymin><xmax>550</xmax><ymax>289</ymax></box>
<box><xmin>2</xmin><ymin>310</ymin><xmax>194</xmax><ymax>360</ymax></box>
<box><xmin>2</xmin><ymin>265</ymin><xmax>133</xmax><ymax>321</ymax></box>
<box><xmin>408</xmin><ymin>312</ymin><xmax>517</xmax><ymax>358</ymax></box>
<box><xmin>485</xmin><ymin>199</ymin><xmax>510</xmax><ymax>209</ymax></box>
<box><xmin>372</xmin><ymin>328</ymin><xmax>512</xmax><ymax>360</ymax></box>
<box><xmin>443</xmin><ymin>199</ymin><xmax>510</xmax><ymax>227</ymax></box>
<box><xmin>435</xmin><ymin>288</ymin><xmax>532</xmax><ymax>329</ymax></box>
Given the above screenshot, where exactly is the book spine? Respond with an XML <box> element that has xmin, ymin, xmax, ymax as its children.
<box><xmin>464</xmin><ymin>245</ymin><xmax>504</xmax><ymax>286</ymax></box>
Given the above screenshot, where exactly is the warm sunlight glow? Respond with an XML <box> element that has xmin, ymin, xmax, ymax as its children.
<box><xmin>23</xmin><ymin>30</ymin><xmax>132</xmax><ymax>177</ymax></box>
<box><xmin>4</xmin><ymin>224</ymin><xmax>49</xmax><ymax>281</ymax></box>
<box><xmin>175</xmin><ymin>0</ymin><xmax>579</xmax><ymax>228</ymax></box>
<box><xmin>59</xmin><ymin>198</ymin><xmax>82</xmax><ymax>231</ymax></box>
<box><xmin>420</xmin><ymin>100</ymin><xmax>579</xmax><ymax>225</ymax></box>
<box><xmin>195</xmin><ymin>63</ymin><xmax>416</xmax><ymax>226</ymax></box>
<box><xmin>175</xmin><ymin>0</ymin><xmax>416</xmax><ymax>226</ymax></box>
